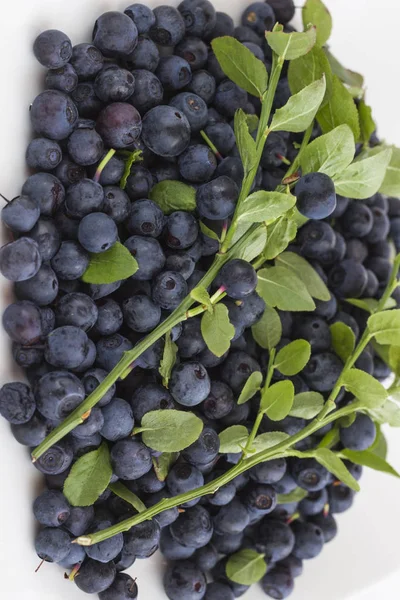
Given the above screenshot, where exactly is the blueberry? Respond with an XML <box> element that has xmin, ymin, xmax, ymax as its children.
<box><xmin>0</xmin><ymin>382</ymin><xmax>35</xmax><ymax>425</ymax></box>
<box><xmin>151</xmin><ymin>271</ymin><xmax>187</xmax><ymax>310</ymax></box>
<box><xmin>33</xmin><ymin>490</ymin><xmax>70</xmax><ymax>528</ymax></box>
<box><xmin>299</xmin><ymin>488</ymin><xmax>328</xmax><ymax>517</ymax></box>
<box><xmin>369</xmin><ymin>239</ymin><xmax>392</xmax><ymax>259</ymax></box>
<box><xmin>27</xmin><ymin>217</ymin><xmax>61</xmax><ymax>262</ymax></box>
<box><xmin>365</xmin><ymin>256</ymin><xmax>392</xmax><ymax>286</ymax></box>
<box><xmin>35</xmin><ymin>527</ymin><xmax>71</xmax><ymax>563</ymax></box>
<box><xmin>249</xmin><ymin>458</ymin><xmax>287</xmax><ymax>485</ymax></box>
<box><xmin>170</xmin><ymin>505</ymin><xmax>213</xmax><ymax>548</ymax></box>
<box><xmin>178</xmin><ymin>145</ymin><xmax>217</xmax><ymax>183</ymax></box>
<box><xmin>165</xmin><ymin>211</ymin><xmax>199</xmax><ymax>249</ymax></box>
<box><xmin>91</xmin><ymin>300</ymin><xmax>122</xmax><ymax>337</ymax></box>
<box><xmin>175</xmin><ymin>318</ymin><xmax>206</xmax><ymax>358</ymax></box>
<box><xmin>35</xmin><ymin>370</ymin><xmax>84</xmax><ymax>420</ymax></box>
<box><xmin>187</xmin><ymin>70</ymin><xmax>216</xmax><ymax>104</ymax></box>
<box><xmin>142</xmin><ymin>106</ymin><xmax>191</xmax><ymax>157</ymax></box>
<box><xmin>182</xmin><ymin>427</ymin><xmax>220</xmax><ymax>465</ymax></box>
<box><xmin>160</xmin><ymin>527</ymin><xmax>196</xmax><ymax>560</ymax></box>
<box><xmin>54</xmin><ymin>293</ymin><xmax>97</xmax><ymax>332</ymax></box>
<box><xmin>96</xmin><ymin>154</ymin><xmax>125</xmax><ymax>187</ymax></box>
<box><xmin>212</xmin><ymin>531</ymin><xmax>244</xmax><ymax>554</ymax></box>
<box><xmin>295</xmin><ymin>172</ymin><xmax>337</xmax><ymax>219</ymax></box>
<box><xmin>170</xmin><ymin>362</ymin><xmax>210</xmax><ymax>406</ymax></box>
<box><xmin>124</xmin><ymin>35</ymin><xmax>160</xmax><ymax>72</ymax></box>
<box><xmin>74</xmin><ymin>558</ymin><xmax>116</xmax><ymax>594</ymax></box>
<box><xmin>204</xmin><ymin>582</ymin><xmax>234</xmax><ymax>600</ymax></box>
<box><xmin>242</xmin><ymin>483</ymin><xmax>277</xmax><ymax>518</ymax></box>
<box><xmin>0</xmin><ymin>237</ymin><xmax>41</xmax><ymax>282</ymax></box>
<box><xmin>261</xmin><ymin>566</ymin><xmax>294</xmax><ymax>599</ymax></box>
<box><xmin>26</xmin><ymin>138</ymin><xmax>62</xmax><ymax>171</ymax></box>
<box><xmin>130</xmin><ymin>383</ymin><xmax>175</xmax><ymax>421</ymax></box>
<box><xmin>340</xmin><ymin>413</ymin><xmax>376</xmax><ymax>451</ymax></box>
<box><xmin>128</xmin><ymin>69</ymin><xmax>164</xmax><ymax>113</ymax></box>
<box><xmin>67</xmin><ymin>129</ymin><xmax>104</xmax><ymax>167</ymax></box>
<box><xmin>166</xmin><ymin>461</ymin><xmax>204</xmax><ymax>507</ymax></box>
<box><xmin>45</xmin><ymin>326</ymin><xmax>89</xmax><ymax>369</ymax></box>
<box><xmin>56</xmin><ymin>157</ymin><xmax>87</xmax><ymax>189</ymax></box>
<box><xmin>298</xmin><ymin>221</ymin><xmax>336</xmax><ymax>259</ymax></box>
<box><xmin>278</xmin><ymin>554</ymin><xmax>303</xmax><ymax>579</ymax></box>
<box><xmin>125</xmin><ymin>166</ymin><xmax>154</xmax><ymax>202</ymax></box>
<box><xmin>122</xmin><ymin>294</ymin><xmax>161</xmax><ymax>333</ymax></box>
<box><xmin>150</xmin><ymin>6</ymin><xmax>186</xmax><ymax>46</ymax></box>
<box><xmin>59</xmin><ymin>543</ymin><xmax>86</xmax><ymax>568</ymax></box>
<box><xmin>242</xmin><ymin>2</ymin><xmax>276</xmax><ymax>35</ymax></box>
<box><xmin>214</xmin><ymin>498</ymin><xmax>250</xmax><ymax>534</ymax></box>
<box><xmin>178</xmin><ymin>0</ymin><xmax>217</xmax><ymax>38</ymax></box>
<box><xmin>201</xmin><ymin>381</ymin><xmax>234</xmax><ymax>420</ymax></box>
<box><xmin>255</xmin><ymin>519</ymin><xmax>295</xmax><ymax>561</ymax></box>
<box><xmin>219</xmin><ymin>259</ymin><xmax>258</xmax><ymax>300</ymax></box>
<box><xmin>127</xmin><ymin>199</ymin><xmax>164</xmax><ymax>237</ymax></box>
<box><xmin>2</xmin><ymin>300</ymin><xmax>45</xmax><ymax>345</ymax></box>
<box><xmin>364</xmin><ymin>206</ymin><xmax>391</xmax><ymax>244</ymax></box>
<box><xmin>64</xmin><ymin>505</ymin><xmax>94</xmax><ymax>536</ymax></box>
<box><xmin>125</xmin><ymin>235</ymin><xmax>166</xmax><ymax>280</ymax></box>
<box><xmin>111</xmin><ymin>439</ymin><xmax>152</xmax><ymax>480</ymax></box>
<box><xmin>14</xmin><ymin>263</ymin><xmax>58</xmax><ymax>306</ymax></box>
<box><xmin>267</xmin><ymin>0</ymin><xmax>295</xmax><ymax>23</ymax></box>
<box><xmin>12</xmin><ymin>342</ymin><xmax>43</xmax><ymax>368</ymax></box>
<box><xmin>291</xmin><ymin>458</ymin><xmax>331</xmax><ymax>492</ymax></box>
<box><xmin>11</xmin><ymin>413</ymin><xmax>48</xmax><ymax>446</ymax></box>
<box><xmin>204</xmin><ymin>122</ymin><xmax>236</xmax><ymax>155</ymax></box>
<box><xmin>65</xmin><ymin>179</ymin><xmax>104</xmax><ymax>219</ymax></box>
<box><xmin>96</xmin><ymin>334</ymin><xmax>133</xmax><ymax>371</ymax></box>
<box><xmin>71</xmin><ymin>81</ymin><xmax>104</xmax><ymax>118</ymax></box>
<box><xmin>33</xmin><ymin>29</ymin><xmax>72</xmax><ymax>69</ymax></box>
<box><xmin>170</xmin><ymin>93</ymin><xmax>208</xmax><ymax>134</ymax></box>
<box><xmin>124</xmin><ymin>4</ymin><xmax>156</xmax><ymax>34</ymax></box>
<box><xmin>35</xmin><ymin>440</ymin><xmax>74</xmax><ymax>475</ymax></box>
<box><xmin>94</xmin><ymin>66</ymin><xmax>136</xmax><ymax>103</ymax></box>
<box><xmin>340</xmin><ymin>201</ymin><xmax>374</xmax><ymax>238</ymax></box>
<box><xmin>96</xmin><ymin>102</ymin><xmax>142</xmax><ymax>148</ymax></box>
<box><xmin>85</xmin><ymin>521</ymin><xmax>124</xmax><ymax>563</ymax></box>
<box><xmin>216</xmin><ymin>156</ymin><xmax>245</xmax><ymax>188</ymax></box>
<box><xmin>151</xmin><ymin>161</ymin><xmax>180</xmax><ymax>184</ymax></box>
<box><xmin>1</xmin><ymin>195</ymin><xmax>39</xmax><ymax>234</ymax></box>
<box><xmin>93</xmin><ymin>11</ymin><xmax>138</xmax><ymax>58</ymax></box>
<box><xmin>293</xmin><ymin>316</ymin><xmax>331</xmax><ymax>353</ymax></box>
<box><xmin>163</xmin><ymin>561</ymin><xmax>206</xmax><ymax>600</ymax></box>
<box><xmin>214</xmin><ymin>80</ymin><xmax>248</xmax><ymax>117</ymax></box>
<box><xmin>46</xmin><ymin>63</ymin><xmax>78</xmax><ymax>93</ymax></box>
<box><xmin>70</xmin><ymin>43</ymin><xmax>104</xmax><ymax>80</ymax></box>
<box><xmin>206</xmin><ymin>475</ymin><xmax>236</xmax><ymax>507</ymax></box>
<box><xmin>78</xmin><ymin>212</ymin><xmax>118</xmax><ymax>254</ymax></box>
<box><xmin>22</xmin><ymin>172</ymin><xmax>65</xmax><ymax>216</ymax></box>
<box><xmin>131</xmin><ymin>468</ymin><xmax>165</xmax><ymax>494</ymax></box>
<box><xmin>30</xmin><ymin>90</ymin><xmax>78</xmax><ymax>140</ymax></box>
<box><xmin>175</xmin><ymin>37</ymin><xmax>208</xmax><ymax>71</ymax></box>
<box><xmin>291</xmin><ymin>520</ymin><xmax>324</xmax><ymax>560</ymax></box>
<box><xmin>51</xmin><ymin>240</ymin><xmax>89</xmax><ymax>280</ymax></box>
<box><xmin>328</xmin><ymin>259</ymin><xmax>368</xmax><ymax>298</ymax></box>
<box><xmin>98</xmin><ymin>573</ymin><xmax>138</xmax><ymax>600</ymax></box>
<box><xmin>308</xmin><ymin>512</ymin><xmax>337</xmax><ymax>543</ymax></box>
<box><xmin>221</xmin><ymin>350</ymin><xmax>261</xmax><ymax>394</ymax></box>
<box><xmin>193</xmin><ymin>544</ymin><xmax>219</xmax><ymax>571</ymax></box>
<box><xmin>234</xmin><ymin>25</ymin><xmax>263</xmax><ymax>46</ymax></box>
<box><xmin>196</xmin><ymin>175</ymin><xmax>239</xmax><ymax>220</ymax></box>
<box><xmin>123</xmin><ymin>519</ymin><xmax>161</xmax><ymax>558</ymax></box>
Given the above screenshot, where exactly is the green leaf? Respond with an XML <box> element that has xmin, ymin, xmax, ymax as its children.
<box><xmin>389</xmin><ymin>345</ymin><xmax>400</xmax><ymax>376</ymax></box>
<box><xmin>289</xmin><ymin>392</ymin><xmax>324</xmax><ymax>419</ymax></box>
<box><xmin>226</xmin><ymin>549</ymin><xmax>267</xmax><ymax>586</ymax></box>
<box><xmin>234</xmin><ymin>109</ymin><xmax>257</xmax><ymax>178</ymax></box>
<box><xmin>380</xmin><ymin>146</ymin><xmax>400</xmax><ymax>196</ymax></box>
<box><xmin>219</xmin><ymin>425</ymin><xmax>249</xmax><ymax>453</ymax></box>
<box><xmin>139</xmin><ymin>410</ymin><xmax>203</xmax><ymax>452</ymax></box>
<box><xmin>238</xmin><ymin>371</ymin><xmax>263</xmax><ymax>405</ymax></box>
<box><xmin>64</xmin><ymin>442</ymin><xmax>112</xmax><ymax>507</ymax></box>
<box><xmin>368</xmin><ymin>309</ymin><xmax>400</xmax><ymax>345</ymax></box>
<box><xmin>257</xmin><ymin>266</ymin><xmax>316</xmax><ymax>312</ymax></box>
<box><xmin>303</xmin><ymin>0</ymin><xmax>333</xmax><ymax>47</ymax></box>
<box><xmin>108</xmin><ymin>481</ymin><xmax>146</xmax><ymax>513</ymax></box>
<box><xmin>261</xmin><ymin>380</ymin><xmax>295</xmax><ymax>421</ymax></box>
<box><xmin>358</xmin><ymin>100</ymin><xmax>376</xmax><ymax>146</ymax></box>
<box><xmin>252</xmin><ymin>431</ymin><xmax>289</xmax><ymax>454</ymax></box>
<box><xmin>251</xmin><ymin>305</ymin><xmax>282</xmax><ymax>351</ymax></box>
<box><xmin>245</xmin><ymin>114</ymin><xmax>259</xmax><ymax>133</ymax></box>
<box><xmin>334</xmin><ymin>148</ymin><xmax>392</xmax><ymax>199</ymax></box>
<box><xmin>149</xmin><ymin>180</ymin><xmax>196</xmax><ymax>214</ymax></box>
<box><xmin>341</xmin><ymin>369</ymin><xmax>388</xmax><ymax>409</ymax></box>
<box><xmin>288</xmin><ymin>45</ymin><xmax>333</xmax><ymax>107</ymax></box>
<box><xmin>275</xmin><ymin>252</ymin><xmax>330</xmax><ymax>301</ymax></box>
<box><xmin>235</xmin><ymin>225</ymin><xmax>268</xmax><ymax>263</ymax></box>
<box><xmin>201</xmin><ymin>304</ymin><xmax>235</xmax><ymax>357</ymax></box>
<box><xmin>317</xmin><ymin>76</ymin><xmax>360</xmax><ymax>141</ymax></box>
<box><xmin>275</xmin><ymin>340</ymin><xmax>311</xmax><ymax>376</ymax></box>
<box><xmin>199</xmin><ymin>221</ymin><xmax>220</xmax><ymax>242</ymax></box>
<box><xmin>277</xmin><ymin>488</ymin><xmax>308</xmax><ymax>504</ymax></box>
<box><xmin>190</xmin><ymin>286</ymin><xmax>213</xmax><ymax>312</ymax></box>
<box><xmin>211</xmin><ymin>36</ymin><xmax>268</xmax><ymax>97</ymax></box>
<box><xmin>270</xmin><ymin>77</ymin><xmax>326</xmax><ymax>133</ymax></box>
<box><xmin>265</xmin><ymin>25</ymin><xmax>316</xmax><ymax>60</ymax></box>
<box><xmin>369</xmin><ymin>400</ymin><xmax>400</xmax><ymax>427</ymax></box>
<box><xmin>324</xmin><ymin>48</ymin><xmax>364</xmax><ymax>88</ymax></box>
<box><xmin>318</xmin><ymin>425</ymin><xmax>340</xmax><ymax>449</ymax></box>
<box><xmin>340</xmin><ymin>449</ymin><xmax>400</xmax><ymax>478</ymax></box>
<box><xmin>313</xmin><ymin>448</ymin><xmax>360</xmax><ymax>491</ymax></box>
<box><xmin>119</xmin><ymin>149</ymin><xmax>143</xmax><ymax>190</ymax></box>
<box><xmin>263</xmin><ymin>217</ymin><xmax>297</xmax><ymax>260</ymax></box>
<box><xmin>300</xmin><ymin>125</ymin><xmax>355</xmax><ymax>178</ymax></box>
<box><xmin>159</xmin><ymin>332</ymin><xmax>178</xmax><ymax>388</ymax></box>
<box><xmin>152</xmin><ymin>452</ymin><xmax>179</xmax><ymax>482</ymax></box>
<box><xmin>330</xmin><ymin>322</ymin><xmax>356</xmax><ymax>363</ymax></box>
<box><xmin>370</xmin><ymin>427</ymin><xmax>388</xmax><ymax>460</ymax></box>
<box><xmin>238</xmin><ymin>191</ymin><xmax>296</xmax><ymax>224</ymax></box>
<box><xmin>347</xmin><ymin>297</ymin><xmax>396</xmax><ymax>314</ymax></box>
<box><xmin>82</xmin><ymin>242</ymin><xmax>138</xmax><ymax>284</ymax></box>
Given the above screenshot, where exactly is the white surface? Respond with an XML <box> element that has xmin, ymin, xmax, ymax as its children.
<box><xmin>1</xmin><ymin>1</ymin><xmax>400</xmax><ymax>599</ymax></box>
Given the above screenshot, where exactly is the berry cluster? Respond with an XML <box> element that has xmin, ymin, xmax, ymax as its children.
<box><xmin>0</xmin><ymin>1</ymin><xmax>399</xmax><ymax>600</ymax></box>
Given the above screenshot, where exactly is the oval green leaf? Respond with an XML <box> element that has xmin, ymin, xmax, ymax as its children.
<box><xmin>82</xmin><ymin>242</ymin><xmax>138</xmax><ymax>284</ymax></box>
<box><xmin>226</xmin><ymin>549</ymin><xmax>267</xmax><ymax>586</ymax></box>
<box><xmin>251</xmin><ymin>305</ymin><xmax>282</xmax><ymax>351</ymax></box>
<box><xmin>261</xmin><ymin>380</ymin><xmax>295</xmax><ymax>421</ymax></box>
<box><xmin>289</xmin><ymin>391</ymin><xmax>324</xmax><ymax>419</ymax></box>
<box><xmin>330</xmin><ymin>322</ymin><xmax>356</xmax><ymax>363</ymax></box>
<box><xmin>368</xmin><ymin>309</ymin><xmax>400</xmax><ymax>345</ymax></box>
<box><xmin>303</xmin><ymin>0</ymin><xmax>333</xmax><ymax>47</ymax></box>
<box><xmin>238</xmin><ymin>371</ymin><xmax>263</xmax><ymax>405</ymax></box>
<box><xmin>270</xmin><ymin>76</ymin><xmax>326</xmax><ymax>133</ymax></box>
<box><xmin>257</xmin><ymin>266</ymin><xmax>315</xmax><ymax>312</ymax></box>
<box><xmin>219</xmin><ymin>425</ymin><xmax>249</xmax><ymax>453</ymax></box>
<box><xmin>317</xmin><ymin>76</ymin><xmax>360</xmax><ymax>141</ymax></box>
<box><xmin>201</xmin><ymin>304</ymin><xmax>235</xmax><ymax>358</ymax></box>
<box><xmin>149</xmin><ymin>180</ymin><xmax>196</xmax><ymax>214</ymax></box>
<box><xmin>139</xmin><ymin>410</ymin><xmax>203</xmax><ymax>452</ymax></box>
<box><xmin>340</xmin><ymin>449</ymin><xmax>400</xmax><ymax>478</ymax></box>
<box><xmin>313</xmin><ymin>448</ymin><xmax>360</xmax><ymax>491</ymax></box>
<box><xmin>275</xmin><ymin>340</ymin><xmax>311</xmax><ymax>376</ymax></box>
<box><xmin>341</xmin><ymin>369</ymin><xmax>388</xmax><ymax>409</ymax></box>
<box><xmin>334</xmin><ymin>147</ymin><xmax>392</xmax><ymax>199</ymax></box>
<box><xmin>288</xmin><ymin>45</ymin><xmax>333</xmax><ymax>107</ymax></box>
<box><xmin>64</xmin><ymin>442</ymin><xmax>112</xmax><ymax>507</ymax></box>
<box><xmin>266</xmin><ymin>26</ymin><xmax>316</xmax><ymax>60</ymax></box>
<box><xmin>299</xmin><ymin>125</ymin><xmax>355</xmax><ymax>178</ymax></box>
<box><xmin>252</xmin><ymin>431</ymin><xmax>289</xmax><ymax>454</ymax></box>
<box><xmin>238</xmin><ymin>191</ymin><xmax>296</xmax><ymax>224</ymax></box>
<box><xmin>275</xmin><ymin>252</ymin><xmax>330</xmax><ymax>301</ymax></box>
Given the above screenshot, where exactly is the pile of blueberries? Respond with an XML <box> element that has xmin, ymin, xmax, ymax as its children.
<box><xmin>0</xmin><ymin>1</ymin><xmax>399</xmax><ymax>599</ymax></box>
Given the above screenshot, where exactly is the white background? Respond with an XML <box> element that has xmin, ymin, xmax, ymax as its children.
<box><xmin>0</xmin><ymin>1</ymin><xmax>400</xmax><ymax>599</ymax></box>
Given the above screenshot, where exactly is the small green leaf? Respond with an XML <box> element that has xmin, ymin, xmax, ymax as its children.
<box><xmin>380</xmin><ymin>145</ymin><xmax>400</xmax><ymax>197</ymax></box>
<box><xmin>251</xmin><ymin>305</ymin><xmax>282</xmax><ymax>351</ymax></box>
<box><xmin>219</xmin><ymin>425</ymin><xmax>249</xmax><ymax>453</ymax></box>
<box><xmin>289</xmin><ymin>392</ymin><xmax>324</xmax><ymax>419</ymax></box>
<box><xmin>226</xmin><ymin>549</ymin><xmax>267</xmax><ymax>586</ymax></box>
<box><xmin>201</xmin><ymin>304</ymin><xmax>235</xmax><ymax>358</ymax></box>
<box><xmin>358</xmin><ymin>100</ymin><xmax>376</xmax><ymax>146</ymax></box>
<box><xmin>303</xmin><ymin>0</ymin><xmax>333</xmax><ymax>47</ymax></box>
<box><xmin>252</xmin><ymin>432</ymin><xmax>289</xmax><ymax>454</ymax></box>
<box><xmin>324</xmin><ymin>48</ymin><xmax>364</xmax><ymax>89</ymax></box>
<box><xmin>159</xmin><ymin>332</ymin><xmax>178</xmax><ymax>388</ymax></box>
<box><xmin>266</xmin><ymin>25</ymin><xmax>316</xmax><ymax>60</ymax></box>
<box><xmin>275</xmin><ymin>340</ymin><xmax>311</xmax><ymax>376</ymax></box>
<box><xmin>340</xmin><ymin>449</ymin><xmax>400</xmax><ymax>478</ymax></box>
<box><xmin>108</xmin><ymin>481</ymin><xmax>146</xmax><ymax>513</ymax></box>
<box><xmin>149</xmin><ymin>180</ymin><xmax>196</xmax><ymax>214</ymax></box>
<box><xmin>190</xmin><ymin>286</ymin><xmax>213</xmax><ymax>312</ymax></box>
<box><xmin>277</xmin><ymin>488</ymin><xmax>308</xmax><ymax>504</ymax></box>
<box><xmin>152</xmin><ymin>452</ymin><xmax>179</xmax><ymax>482</ymax></box>
<box><xmin>300</xmin><ymin>125</ymin><xmax>355</xmax><ymax>178</ymax></box>
<box><xmin>345</xmin><ymin>298</ymin><xmax>381</xmax><ymax>314</ymax></box>
<box><xmin>199</xmin><ymin>221</ymin><xmax>220</xmax><ymax>242</ymax></box>
<box><xmin>317</xmin><ymin>76</ymin><xmax>360</xmax><ymax>141</ymax></box>
<box><xmin>334</xmin><ymin>148</ymin><xmax>392</xmax><ymax>199</ymax></box>
<box><xmin>238</xmin><ymin>372</ymin><xmax>263</xmax><ymax>405</ymax></box>
<box><xmin>119</xmin><ymin>149</ymin><xmax>143</xmax><ymax>190</ymax></box>
<box><xmin>234</xmin><ymin>109</ymin><xmax>257</xmax><ymax>178</ymax></box>
<box><xmin>341</xmin><ymin>369</ymin><xmax>388</xmax><ymax>409</ymax></box>
<box><xmin>330</xmin><ymin>322</ymin><xmax>356</xmax><ymax>363</ymax></box>
<box><xmin>211</xmin><ymin>36</ymin><xmax>268</xmax><ymax>97</ymax></box>
<box><xmin>389</xmin><ymin>345</ymin><xmax>400</xmax><ymax>376</ymax></box>
<box><xmin>257</xmin><ymin>266</ymin><xmax>316</xmax><ymax>312</ymax></box>
<box><xmin>236</xmin><ymin>226</ymin><xmax>268</xmax><ymax>263</ymax></box>
<box><xmin>368</xmin><ymin>309</ymin><xmax>400</xmax><ymax>345</ymax></box>
<box><xmin>64</xmin><ymin>442</ymin><xmax>112</xmax><ymax>507</ymax></box>
<box><xmin>270</xmin><ymin>77</ymin><xmax>326</xmax><ymax>133</ymax></box>
<box><xmin>369</xmin><ymin>400</ymin><xmax>400</xmax><ymax>427</ymax></box>
<box><xmin>82</xmin><ymin>242</ymin><xmax>138</xmax><ymax>284</ymax></box>
<box><xmin>288</xmin><ymin>45</ymin><xmax>333</xmax><ymax>107</ymax></box>
<box><xmin>313</xmin><ymin>448</ymin><xmax>360</xmax><ymax>491</ymax></box>
<box><xmin>245</xmin><ymin>114</ymin><xmax>259</xmax><ymax>133</ymax></box>
<box><xmin>370</xmin><ymin>427</ymin><xmax>388</xmax><ymax>460</ymax></box>
<box><xmin>238</xmin><ymin>191</ymin><xmax>296</xmax><ymax>224</ymax></box>
<box><xmin>276</xmin><ymin>252</ymin><xmax>330</xmax><ymax>301</ymax></box>
<box><xmin>263</xmin><ymin>217</ymin><xmax>297</xmax><ymax>260</ymax></box>
<box><xmin>261</xmin><ymin>380</ymin><xmax>295</xmax><ymax>421</ymax></box>
<box><xmin>139</xmin><ymin>410</ymin><xmax>203</xmax><ymax>452</ymax></box>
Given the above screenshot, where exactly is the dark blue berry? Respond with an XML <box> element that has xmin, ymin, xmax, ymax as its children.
<box><xmin>187</xmin><ymin>70</ymin><xmax>216</xmax><ymax>104</ymax></box>
<box><xmin>124</xmin><ymin>4</ymin><xmax>156</xmax><ymax>34</ymax></box>
<box><xmin>328</xmin><ymin>259</ymin><xmax>368</xmax><ymax>298</ymax></box>
<box><xmin>46</xmin><ymin>63</ymin><xmax>78</xmax><ymax>93</ymax></box>
<box><xmin>130</xmin><ymin>383</ymin><xmax>175</xmax><ymax>421</ymax></box>
<box><xmin>22</xmin><ymin>172</ymin><xmax>65</xmax><ymax>216</ymax></box>
<box><xmin>35</xmin><ymin>440</ymin><xmax>74</xmax><ymax>475</ymax></box>
<box><xmin>1</xmin><ymin>195</ymin><xmax>40</xmax><ymax>233</ymax></box>
<box><xmin>152</xmin><ymin>271</ymin><xmax>188</xmax><ymax>310</ymax></box>
<box><xmin>33</xmin><ymin>29</ymin><xmax>72</xmax><ymax>69</ymax></box>
<box><xmin>0</xmin><ymin>237</ymin><xmax>41</xmax><ymax>282</ymax></box>
<box><xmin>111</xmin><ymin>438</ymin><xmax>152</xmax><ymax>480</ymax></box>
<box><xmin>74</xmin><ymin>559</ymin><xmax>116</xmax><ymax>594</ymax></box>
<box><xmin>45</xmin><ymin>326</ymin><xmax>89</xmax><ymax>369</ymax></box>
<box><xmin>26</xmin><ymin>138</ymin><xmax>62</xmax><ymax>171</ymax></box>
<box><xmin>35</xmin><ymin>370</ymin><xmax>84</xmax><ymax>420</ymax></box>
<box><xmin>35</xmin><ymin>527</ymin><xmax>71</xmax><ymax>563</ymax></box>
<box><xmin>96</xmin><ymin>102</ymin><xmax>142</xmax><ymax>148</ymax></box>
<box><xmin>93</xmin><ymin>11</ymin><xmax>138</xmax><ymax>58</ymax></box>
<box><xmin>70</xmin><ymin>43</ymin><xmax>104</xmax><ymax>80</ymax></box>
<box><xmin>124</xmin><ymin>36</ymin><xmax>160</xmax><ymax>71</ymax></box>
<box><xmin>196</xmin><ymin>175</ymin><xmax>239</xmax><ymax>220</ymax></box>
<box><xmin>169</xmin><ymin>361</ymin><xmax>210</xmax><ymax>406</ymax></box>
<box><xmin>30</xmin><ymin>90</ymin><xmax>78</xmax><ymax>140</ymax></box>
<box><xmin>33</xmin><ymin>490</ymin><xmax>70</xmax><ymax>527</ymax></box>
<box><xmin>178</xmin><ymin>144</ymin><xmax>217</xmax><ymax>182</ymax></box>
<box><xmin>98</xmin><ymin>573</ymin><xmax>138</xmax><ymax>600</ymax></box>
<box><xmin>51</xmin><ymin>241</ymin><xmax>89</xmax><ymax>280</ymax></box>
<box><xmin>178</xmin><ymin>0</ymin><xmax>217</xmax><ymax>38</ymax></box>
<box><xmin>78</xmin><ymin>212</ymin><xmax>118</xmax><ymax>253</ymax></box>
<box><xmin>123</xmin><ymin>294</ymin><xmax>161</xmax><ymax>332</ymax></box>
<box><xmin>261</xmin><ymin>567</ymin><xmax>294</xmax><ymax>600</ymax></box>
<box><xmin>150</xmin><ymin>6</ymin><xmax>186</xmax><ymax>46</ymax></box>
<box><xmin>129</xmin><ymin>69</ymin><xmax>164</xmax><ymax>113</ymax></box>
<box><xmin>142</xmin><ymin>106</ymin><xmax>191</xmax><ymax>157</ymax></box>
<box><xmin>296</xmin><ymin>172</ymin><xmax>337</xmax><ymax>219</ymax></box>
<box><xmin>214</xmin><ymin>80</ymin><xmax>248</xmax><ymax>117</ymax></box>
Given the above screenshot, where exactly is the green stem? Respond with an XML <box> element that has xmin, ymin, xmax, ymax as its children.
<box><xmin>93</xmin><ymin>149</ymin><xmax>116</xmax><ymax>183</ymax></box>
<box><xmin>200</xmin><ymin>130</ymin><xmax>222</xmax><ymax>160</ymax></box>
